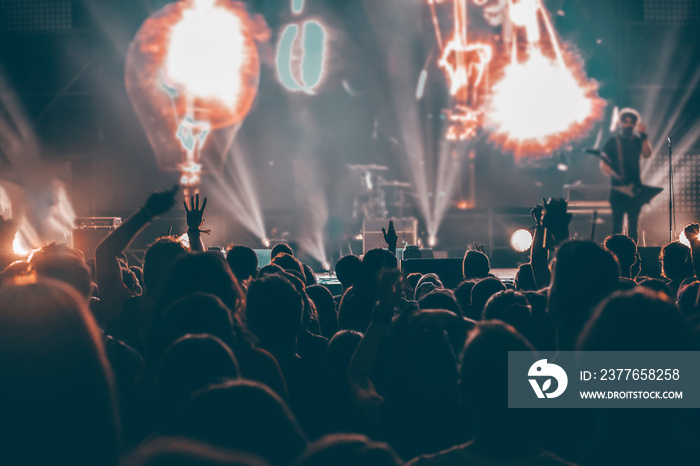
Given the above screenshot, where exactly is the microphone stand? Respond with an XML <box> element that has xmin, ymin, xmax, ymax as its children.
<box><xmin>668</xmin><ymin>136</ymin><xmax>673</xmax><ymax>242</ymax></box>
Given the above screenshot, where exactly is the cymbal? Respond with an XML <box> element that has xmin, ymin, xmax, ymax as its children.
<box><xmin>348</xmin><ymin>163</ymin><xmax>389</xmax><ymax>171</ymax></box>
<box><xmin>379</xmin><ymin>180</ymin><xmax>412</xmax><ymax>188</ymax></box>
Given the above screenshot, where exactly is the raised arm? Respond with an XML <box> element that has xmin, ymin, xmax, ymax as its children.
<box><xmin>347</xmin><ymin>268</ymin><xmax>402</xmax><ymax>429</ymax></box>
<box><xmin>638</xmin><ymin>123</ymin><xmax>652</xmax><ymax>159</ymax></box>
<box><xmin>184</xmin><ymin>193</ymin><xmax>207</xmax><ymax>253</ymax></box>
<box><xmin>95</xmin><ymin>186</ymin><xmax>177</xmax><ymax>324</ymax></box>
<box><xmin>529</xmin><ymin>203</ymin><xmax>550</xmax><ymax>289</ymax></box>
<box><xmin>382</xmin><ymin>220</ymin><xmax>398</xmax><ymax>257</ymax></box>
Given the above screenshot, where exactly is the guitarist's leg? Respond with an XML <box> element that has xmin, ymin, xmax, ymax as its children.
<box><xmin>627</xmin><ymin>204</ymin><xmax>642</xmax><ymax>244</ymax></box>
<box><xmin>610</xmin><ymin>191</ymin><xmax>625</xmax><ymax>236</ymax></box>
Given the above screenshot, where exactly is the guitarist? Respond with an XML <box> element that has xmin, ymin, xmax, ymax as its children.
<box><xmin>599</xmin><ymin>108</ymin><xmax>653</xmax><ymax>242</ymax></box>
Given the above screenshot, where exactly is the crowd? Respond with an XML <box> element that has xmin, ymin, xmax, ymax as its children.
<box><xmin>1</xmin><ymin>189</ymin><xmax>699</xmax><ymax>465</ymax></box>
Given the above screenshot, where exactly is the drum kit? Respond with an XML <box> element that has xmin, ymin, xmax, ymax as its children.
<box><xmin>348</xmin><ymin>164</ymin><xmax>414</xmax><ymax>220</ymax></box>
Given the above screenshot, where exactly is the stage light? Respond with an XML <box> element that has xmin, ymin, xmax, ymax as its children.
<box><xmin>125</xmin><ymin>0</ymin><xmax>266</xmax><ymax>185</ymax></box>
<box><xmin>679</xmin><ymin>231</ymin><xmax>690</xmax><ymax>247</ymax></box>
<box><xmin>355</xmin><ymin>234</ymin><xmax>363</xmax><ymax>241</ymax></box>
<box><xmin>510</xmin><ymin>229</ymin><xmax>533</xmax><ymax>252</ymax></box>
<box><xmin>322</xmin><ymin>261</ymin><xmax>331</xmax><ymax>271</ymax></box>
<box><xmin>262</xmin><ymin>237</ymin><xmax>271</xmax><ymax>248</ymax></box>
<box><xmin>12</xmin><ymin>233</ymin><xmax>29</xmax><ymax>257</ymax></box>
<box><xmin>177</xmin><ymin>233</ymin><xmax>190</xmax><ymax>249</ymax></box>
<box><xmin>428</xmin><ymin>235</ymin><xmax>437</xmax><ymax>247</ymax></box>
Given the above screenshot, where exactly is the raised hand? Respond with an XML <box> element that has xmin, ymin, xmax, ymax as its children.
<box><xmin>382</xmin><ymin>220</ymin><xmax>398</xmax><ymax>249</ymax></box>
<box><xmin>144</xmin><ymin>185</ymin><xmax>178</xmax><ymax>218</ymax></box>
<box><xmin>531</xmin><ymin>203</ymin><xmax>544</xmax><ymax>226</ymax></box>
<box><xmin>184</xmin><ymin>192</ymin><xmax>208</xmax><ymax>231</ymax></box>
<box><xmin>542</xmin><ymin>198</ymin><xmax>571</xmax><ymax>248</ymax></box>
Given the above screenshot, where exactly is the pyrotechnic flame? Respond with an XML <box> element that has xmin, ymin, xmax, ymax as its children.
<box><xmin>483</xmin><ymin>0</ymin><xmax>605</xmax><ymax>159</ymax></box>
<box><xmin>12</xmin><ymin>232</ymin><xmax>29</xmax><ymax>257</ymax></box>
<box><xmin>439</xmin><ymin>41</ymin><xmax>492</xmax><ymax>96</ymax></box>
<box><xmin>435</xmin><ymin>0</ymin><xmax>494</xmax><ymax>141</ymax></box>
<box><xmin>485</xmin><ymin>48</ymin><xmax>604</xmax><ymax>159</ymax></box>
<box><xmin>429</xmin><ymin>0</ymin><xmax>604</xmax><ymax>156</ymax></box>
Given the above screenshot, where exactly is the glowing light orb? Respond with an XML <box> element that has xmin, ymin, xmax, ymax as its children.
<box><xmin>510</xmin><ymin>229</ymin><xmax>533</xmax><ymax>252</ymax></box>
<box><xmin>125</xmin><ymin>0</ymin><xmax>266</xmax><ymax>178</ymax></box>
<box><xmin>127</xmin><ymin>0</ymin><xmax>262</xmax><ymax>128</ymax></box>
<box><xmin>164</xmin><ymin>1</ymin><xmax>249</xmax><ymax>110</ymax></box>
<box><xmin>485</xmin><ymin>49</ymin><xmax>605</xmax><ymax>159</ymax></box>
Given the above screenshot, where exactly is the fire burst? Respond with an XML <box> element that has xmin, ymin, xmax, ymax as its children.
<box><xmin>485</xmin><ymin>0</ymin><xmax>605</xmax><ymax>159</ymax></box>
<box><xmin>429</xmin><ymin>0</ymin><xmax>605</xmax><ymax>158</ymax></box>
<box><xmin>126</xmin><ymin>0</ymin><xmax>267</xmax><ymax>185</ymax></box>
<box><xmin>433</xmin><ymin>0</ymin><xmax>493</xmax><ymax>141</ymax></box>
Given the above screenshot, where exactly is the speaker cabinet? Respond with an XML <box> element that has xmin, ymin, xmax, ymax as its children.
<box><xmin>363</xmin><ymin>217</ymin><xmax>417</xmax><ymax>254</ymax></box>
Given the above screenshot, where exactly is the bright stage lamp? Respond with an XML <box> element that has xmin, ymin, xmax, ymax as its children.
<box><xmin>510</xmin><ymin>229</ymin><xmax>533</xmax><ymax>252</ymax></box>
<box><xmin>125</xmin><ymin>0</ymin><xmax>267</xmax><ymax>185</ymax></box>
<box><xmin>428</xmin><ymin>235</ymin><xmax>437</xmax><ymax>248</ymax></box>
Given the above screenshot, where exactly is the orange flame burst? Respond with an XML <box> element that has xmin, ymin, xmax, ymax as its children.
<box><xmin>484</xmin><ymin>0</ymin><xmax>606</xmax><ymax>160</ymax></box>
<box><xmin>429</xmin><ymin>0</ymin><xmax>605</xmax><ymax>158</ymax></box>
<box><xmin>435</xmin><ymin>0</ymin><xmax>493</xmax><ymax>141</ymax></box>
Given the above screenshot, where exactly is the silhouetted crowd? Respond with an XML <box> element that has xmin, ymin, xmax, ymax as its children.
<box><xmin>1</xmin><ymin>190</ymin><xmax>699</xmax><ymax>466</ymax></box>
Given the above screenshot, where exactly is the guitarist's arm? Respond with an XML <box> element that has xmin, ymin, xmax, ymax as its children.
<box><xmin>638</xmin><ymin>123</ymin><xmax>652</xmax><ymax>159</ymax></box>
<box><xmin>599</xmin><ymin>159</ymin><xmax>617</xmax><ymax>179</ymax></box>
<box><xmin>599</xmin><ymin>138</ymin><xmax>622</xmax><ymax>180</ymax></box>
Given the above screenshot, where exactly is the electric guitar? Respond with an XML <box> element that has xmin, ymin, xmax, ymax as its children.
<box><xmin>586</xmin><ymin>149</ymin><xmax>663</xmax><ymax>206</ymax></box>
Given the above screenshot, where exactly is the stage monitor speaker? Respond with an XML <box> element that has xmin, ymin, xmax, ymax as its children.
<box><xmin>71</xmin><ymin>217</ymin><xmax>123</xmax><ymax>260</ymax></box>
<box><xmin>637</xmin><ymin>247</ymin><xmax>662</xmax><ymax>279</ymax></box>
<box><xmin>401</xmin><ymin>258</ymin><xmax>464</xmax><ymax>289</ymax></box>
<box><xmin>363</xmin><ymin>217</ymin><xmax>417</xmax><ymax>254</ymax></box>
<box><xmin>72</xmin><ymin>229</ymin><xmax>112</xmax><ymax>260</ymax></box>
<box><xmin>402</xmin><ymin>246</ymin><xmax>434</xmax><ymax>260</ymax></box>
